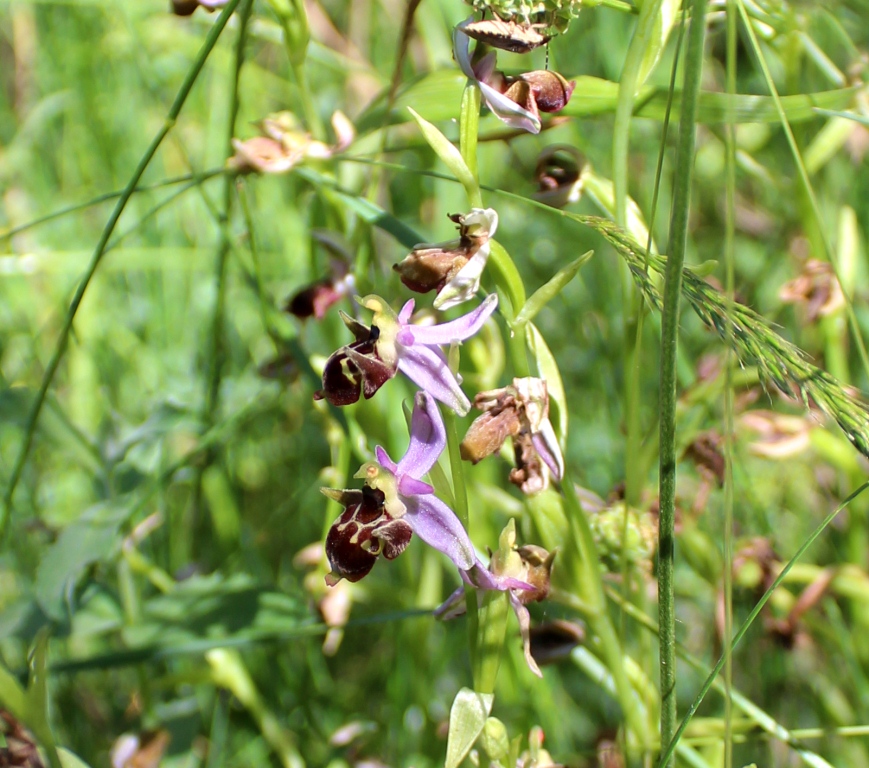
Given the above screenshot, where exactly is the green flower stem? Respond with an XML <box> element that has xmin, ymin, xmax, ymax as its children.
<box><xmin>473</xmin><ymin>591</ymin><xmax>509</xmax><ymax>694</ymax></box>
<box><xmin>459</xmin><ymin>84</ymin><xmax>483</xmax><ymax>208</ymax></box>
<box><xmin>0</xmin><ymin>0</ymin><xmax>241</xmax><ymax>542</ymax></box>
<box><xmin>443</xmin><ymin>407</ymin><xmax>482</xmax><ymax>683</ymax></box>
<box><xmin>658</xmin><ymin>0</ymin><xmax>708</xmax><ymax>762</ymax></box>
<box><xmin>561</xmin><ymin>473</ymin><xmax>652</xmax><ymax>748</ymax></box>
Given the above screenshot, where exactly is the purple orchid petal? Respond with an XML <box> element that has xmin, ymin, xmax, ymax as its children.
<box><xmin>453</xmin><ymin>23</ymin><xmax>476</xmax><ymax>80</ymax></box>
<box><xmin>453</xmin><ymin>25</ymin><xmax>542</xmax><ymax>135</ymax></box>
<box><xmin>465</xmin><ymin>561</ymin><xmax>534</xmax><ymax>592</ymax></box>
<box><xmin>434</xmin><ymin>585</ymin><xmax>466</xmax><ymax>620</ymax></box>
<box><xmin>404</xmin><ymin>494</ymin><xmax>476</xmax><ymax>570</ymax></box>
<box><xmin>532</xmin><ymin>423</ymin><xmax>565</xmax><ymax>481</ymax></box>
<box><xmin>396</xmin><ymin>392</ymin><xmax>447</xmax><ymax>479</ymax></box>
<box><xmin>375</xmin><ymin>445</ymin><xmax>398</xmax><ymax>473</ymax></box>
<box><xmin>478</xmin><ymin>82</ymin><xmax>542</xmax><ymax>134</ymax></box>
<box><xmin>405</xmin><ymin>293</ymin><xmax>498</xmax><ymax>346</ymax></box>
<box><xmin>397</xmin><ymin>343</ymin><xmax>471</xmax><ymax>416</ymax></box>
<box><xmin>509</xmin><ymin>591</ymin><xmax>543</xmax><ymax>677</ymax></box>
<box><xmin>398</xmin><ymin>299</ymin><xmax>415</xmax><ymax>324</ymax></box>
<box><xmin>399</xmin><ymin>475</ymin><xmax>435</xmax><ymax>496</ymax></box>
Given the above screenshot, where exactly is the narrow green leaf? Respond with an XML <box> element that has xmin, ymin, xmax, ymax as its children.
<box><xmin>0</xmin><ymin>664</ymin><xmax>27</xmax><ymax>717</ymax></box>
<box><xmin>514</xmin><ymin>251</ymin><xmax>593</xmax><ymax>328</ymax></box>
<box><xmin>58</xmin><ymin>749</ymin><xmax>94</xmax><ymax>768</ymax></box>
<box><xmin>636</xmin><ymin>0</ymin><xmax>682</xmax><ymax>86</ymax></box>
<box><xmin>526</xmin><ymin>324</ymin><xmax>569</xmax><ymax>445</ymax></box>
<box><xmin>445</xmin><ymin>687</ymin><xmax>494</xmax><ymax>768</ymax></box>
<box><xmin>408</xmin><ymin>108</ymin><xmax>480</xmax><ymax>206</ymax></box>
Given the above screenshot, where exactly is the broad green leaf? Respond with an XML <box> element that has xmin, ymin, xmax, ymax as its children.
<box><xmin>121</xmin><ymin>573</ymin><xmax>310</xmax><ymax>649</ymax></box>
<box><xmin>408</xmin><ymin>108</ymin><xmax>479</xmax><ymax>206</ymax></box>
<box><xmin>514</xmin><ymin>251</ymin><xmax>593</xmax><ymax>328</ymax></box>
<box><xmin>445</xmin><ymin>688</ymin><xmax>494</xmax><ymax>768</ymax></box>
<box><xmin>35</xmin><ymin>504</ymin><xmax>129</xmax><ymax>621</ymax></box>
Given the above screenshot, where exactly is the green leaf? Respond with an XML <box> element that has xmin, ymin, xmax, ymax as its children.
<box><xmin>408</xmin><ymin>108</ymin><xmax>479</xmax><ymax>207</ymax></box>
<box><xmin>0</xmin><ymin>663</ymin><xmax>27</xmax><ymax>717</ymax></box>
<box><xmin>35</xmin><ymin>503</ymin><xmax>129</xmax><ymax>621</ymax></box>
<box><xmin>355</xmin><ymin>69</ymin><xmax>859</xmax><ymax>129</ymax></box>
<box><xmin>636</xmin><ymin>0</ymin><xmax>681</xmax><ymax>86</ymax></box>
<box><xmin>445</xmin><ymin>688</ymin><xmax>494</xmax><ymax>768</ymax></box>
<box><xmin>514</xmin><ymin>251</ymin><xmax>593</xmax><ymax>328</ymax></box>
<box><xmin>58</xmin><ymin>748</ymin><xmax>94</xmax><ymax>768</ymax></box>
<box><xmin>526</xmin><ymin>324</ymin><xmax>568</xmax><ymax>445</ymax></box>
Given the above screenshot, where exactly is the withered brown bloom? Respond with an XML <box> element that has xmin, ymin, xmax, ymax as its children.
<box><xmin>461</xmin><ymin>377</ymin><xmax>564</xmax><ymax>495</ymax></box>
<box><xmin>779</xmin><ymin>259</ymin><xmax>845</xmax><ymax>322</ymax></box>
<box><xmin>228</xmin><ymin>111</ymin><xmax>354</xmax><ymax>174</ymax></box>
<box><xmin>533</xmin><ymin>145</ymin><xmax>587</xmax><ymax>208</ymax></box>
<box><xmin>454</xmin><ymin>25</ymin><xmax>575</xmax><ymax>134</ymax></box>
<box><xmin>393</xmin><ymin>208</ymin><xmax>498</xmax><ymax>310</ymax></box>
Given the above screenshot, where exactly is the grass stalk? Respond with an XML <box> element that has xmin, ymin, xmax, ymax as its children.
<box><xmin>657</xmin><ymin>0</ymin><xmax>708</xmax><ymax>762</ymax></box>
<box><xmin>0</xmin><ymin>0</ymin><xmax>241</xmax><ymax>541</ymax></box>
<box><xmin>722</xmin><ymin>0</ymin><xmax>739</xmax><ymax>762</ymax></box>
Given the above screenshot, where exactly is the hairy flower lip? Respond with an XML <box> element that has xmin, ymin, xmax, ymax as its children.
<box><xmin>321</xmin><ymin>393</ymin><xmax>477</xmax><ymax>585</ymax></box>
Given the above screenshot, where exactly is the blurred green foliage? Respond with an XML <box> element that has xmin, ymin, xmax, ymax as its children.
<box><xmin>1</xmin><ymin>0</ymin><xmax>869</xmax><ymax>766</ymax></box>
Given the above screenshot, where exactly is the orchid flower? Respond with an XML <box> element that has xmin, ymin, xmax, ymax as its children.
<box><xmin>314</xmin><ymin>293</ymin><xmax>498</xmax><ymax>416</ymax></box>
<box><xmin>321</xmin><ymin>392</ymin><xmax>477</xmax><ymax>585</ymax></box>
<box><xmin>228</xmin><ymin>111</ymin><xmax>354</xmax><ymax>175</ymax></box>
<box><xmin>436</xmin><ymin>520</ymin><xmax>556</xmax><ymax>677</ymax></box>
<box><xmin>453</xmin><ymin>21</ymin><xmax>576</xmax><ymax>136</ymax></box>
<box><xmin>461</xmin><ymin>377</ymin><xmax>565</xmax><ymax>494</ymax></box>
<box><xmin>393</xmin><ymin>208</ymin><xmax>499</xmax><ymax>310</ymax></box>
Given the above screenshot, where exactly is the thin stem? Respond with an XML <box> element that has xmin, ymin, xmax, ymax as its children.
<box><xmin>0</xmin><ymin>169</ymin><xmax>226</xmax><ymax>243</ymax></box>
<box><xmin>722</xmin><ymin>0</ymin><xmax>738</xmax><ymax>763</ymax></box>
<box><xmin>0</xmin><ymin>0</ymin><xmax>241</xmax><ymax>541</ymax></box>
<box><xmin>657</xmin><ymin>0</ymin><xmax>708</xmax><ymax>762</ymax></box>
<box><xmin>190</xmin><ymin>0</ymin><xmax>254</xmax><ymax>550</ymax></box>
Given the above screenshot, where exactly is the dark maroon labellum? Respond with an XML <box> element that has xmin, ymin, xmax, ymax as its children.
<box><xmin>314</xmin><ymin>325</ymin><xmax>394</xmax><ymax>406</ymax></box>
<box><xmin>325</xmin><ymin>487</ymin><xmax>413</xmax><ymax>583</ymax></box>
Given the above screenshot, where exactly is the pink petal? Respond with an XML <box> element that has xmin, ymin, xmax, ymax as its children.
<box><xmin>375</xmin><ymin>445</ymin><xmax>398</xmax><ymax>473</ymax></box>
<box><xmin>405</xmin><ymin>293</ymin><xmax>498</xmax><ymax>346</ymax></box>
<box><xmin>397</xmin><ymin>344</ymin><xmax>471</xmax><ymax>416</ymax></box>
<box><xmin>396</xmin><ymin>392</ymin><xmax>447</xmax><ymax>479</ymax></box>
<box><xmin>404</xmin><ymin>494</ymin><xmax>476</xmax><ymax>570</ymax></box>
